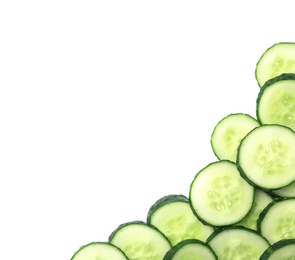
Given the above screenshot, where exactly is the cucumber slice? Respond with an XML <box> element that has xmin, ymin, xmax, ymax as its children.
<box><xmin>163</xmin><ymin>239</ymin><xmax>217</xmax><ymax>260</ymax></box>
<box><xmin>211</xmin><ymin>113</ymin><xmax>260</xmax><ymax>162</ymax></box>
<box><xmin>257</xmin><ymin>73</ymin><xmax>295</xmax><ymax>131</ymax></box>
<box><xmin>237</xmin><ymin>188</ymin><xmax>273</xmax><ymax>230</ymax></box>
<box><xmin>147</xmin><ymin>194</ymin><xmax>214</xmax><ymax>246</ymax></box>
<box><xmin>237</xmin><ymin>124</ymin><xmax>295</xmax><ymax>189</ymax></box>
<box><xmin>189</xmin><ymin>160</ymin><xmax>254</xmax><ymax>227</ymax></box>
<box><xmin>70</xmin><ymin>242</ymin><xmax>128</xmax><ymax>260</ymax></box>
<box><xmin>255</xmin><ymin>42</ymin><xmax>295</xmax><ymax>87</ymax></box>
<box><xmin>108</xmin><ymin>221</ymin><xmax>171</xmax><ymax>260</ymax></box>
<box><xmin>258</xmin><ymin>198</ymin><xmax>295</xmax><ymax>244</ymax></box>
<box><xmin>260</xmin><ymin>239</ymin><xmax>295</xmax><ymax>260</ymax></box>
<box><xmin>271</xmin><ymin>180</ymin><xmax>295</xmax><ymax>198</ymax></box>
<box><xmin>207</xmin><ymin>226</ymin><xmax>270</xmax><ymax>260</ymax></box>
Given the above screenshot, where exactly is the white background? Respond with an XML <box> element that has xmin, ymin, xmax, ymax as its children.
<box><xmin>0</xmin><ymin>1</ymin><xmax>294</xmax><ymax>259</ymax></box>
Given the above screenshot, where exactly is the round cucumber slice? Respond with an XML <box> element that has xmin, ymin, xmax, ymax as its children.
<box><xmin>109</xmin><ymin>221</ymin><xmax>171</xmax><ymax>260</ymax></box>
<box><xmin>258</xmin><ymin>198</ymin><xmax>295</xmax><ymax>244</ymax></box>
<box><xmin>257</xmin><ymin>73</ymin><xmax>295</xmax><ymax>131</ymax></box>
<box><xmin>260</xmin><ymin>239</ymin><xmax>295</xmax><ymax>260</ymax></box>
<box><xmin>71</xmin><ymin>242</ymin><xmax>128</xmax><ymax>260</ymax></box>
<box><xmin>237</xmin><ymin>124</ymin><xmax>295</xmax><ymax>189</ymax></box>
<box><xmin>207</xmin><ymin>226</ymin><xmax>270</xmax><ymax>260</ymax></box>
<box><xmin>163</xmin><ymin>239</ymin><xmax>217</xmax><ymax>260</ymax></box>
<box><xmin>255</xmin><ymin>42</ymin><xmax>295</xmax><ymax>87</ymax></box>
<box><xmin>211</xmin><ymin>113</ymin><xmax>260</xmax><ymax>162</ymax></box>
<box><xmin>147</xmin><ymin>194</ymin><xmax>214</xmax><ymax>246</ymax></box>
<box><xmin>189</xmin><ymin>160</ymin><xmax>254</xmax><ymax>227</ymax></box>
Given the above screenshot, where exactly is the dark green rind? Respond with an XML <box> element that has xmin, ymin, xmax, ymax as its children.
<box><xmin>163</xmin><ymin>239</ymin><xmax>217</xmax><ymax>260</ymax></box>
<box><xmin>259</xmin><ymin>239</ymin><xmax>295</xmax><ymax>260</ymax></box>
<box><xmin>70</xmin><ymin>241</ymin><xmax>129</xmax><ymax>260</ymax></box>
<box><xmin>257</xmin><ymin>197</ymin><xmax>294</xmax><ymax>235</ymax></box>
<box><xmin>256</xmin><ymin>73</ymin><xmax>295</xmax><ymax>125</ymax></box>
<box><xmin>210</xmin><ymin>113</ymin><xmax>260</xmax><ymax>162</ymax></box>
<box><xmin>255</xmin><ymin>42</ymin><xmax>295</xmax><ymax>87</ymax></box>
<box><xmin>147</xmin><ymin>194</ymin><xmax>189</xmax><ymax>223</ymax></box>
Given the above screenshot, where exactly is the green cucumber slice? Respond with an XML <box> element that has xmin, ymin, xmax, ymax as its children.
<box><xmin>189</xmin><ymin>160</ymin><xmax>254</xmax><ymax>227</ymax></box>
<box><xmin>211</xmin><ymin>113</ymin><xmax>260</xmax><ymax>162</ymax></box>
<box><xmin>109</xmin><ymin>221</ymin><xmax>171</xmax><ymax>260</ymax></box>
<box><xmin>257</xmin><ymin>73</ymin><xmax>295</xmax><ymax>131</ymax></box>
<box><xmin>237</xmin><ymin>188</ymin><xmax>273</xmax><ymax>230</ymax></box>
<box><xmin>207</xmin><ymin>226</ymin><xmax>270</xmax><ymax>260</ymax></box>
<box><xmin>258</xmin><ymin>198</ymin><xmax>295</xmax><ymax>244</ymax></box>
<box><xmin>237</xmin><ymin>124</ymin><xmax>295</xmax><ymax>189</ymax></box>
<box><xmin>271</xmin><ymin>180</ymin><xmax>295</xmax><ymax>198</ymax></box>
<box><xmin>70</xmin><ymin>242</ymin><xmax>128</xmax><ymax>260</ymax></box>
<box><xmin>163</xmin><ymin>239</ymin><xmax>217</xmax><ymax>260</ymax></box>
<box><xmin>260</xmin><ymin>239</ymin><xmax>295</xmax><ymax>260</ymax></box>
<box><xmin>255</xmin><ymin>42</ymin><xmax>295</xmax><ymax>87</ymax></box>
<box><xmin>147</xmin><ymin>194</ymin><xmax>214</xmax><ymax>246</ymax></box>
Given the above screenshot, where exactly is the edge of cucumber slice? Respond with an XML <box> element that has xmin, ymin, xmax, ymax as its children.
<box><xmin>163</xmin><ymin>239</ymin><xmax>217</xmax><ymax>260</ymax></box>
<box><xmin>260</xmin><ymin>239</ymin><xmax>295</xmax><ymax>260</ymax></box>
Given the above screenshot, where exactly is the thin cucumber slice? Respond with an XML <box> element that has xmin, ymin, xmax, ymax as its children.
<box><xmin>237</xmin><ymin>124</ymin><xmax>295</xmax><ymax>189</ymax></box>
<box><xmin>258</xmin><ymin>198</ymin><xmax>295</xmax><ymax>244</ymax></box>
<box><xmin>211</xmin><ymin>113</ymin><xmax>260</xmax><ymax>162</ymax></box>
<box><xmin>147</xmin><ymin>194</ymin><xmax>214</xmax><ymax>246</ymax></box>
<box><xmin>255</xmin><ymin>42</ymin><xmax>295</xmax><ymax>87</ymax></box>
<box><xmin>189</xmin><ymin>160</ymin><xmax>254</xmax><ymax>227</ymax></box>
<box><xmin>207</xmin><ymin>226</ymin><xmax>270</xmax><ymax>260</ymax></box>
<box><xmin>237</xmin><ymin>188</ymin><xmax>273</xmax><ymax>230</ymax></box>
<box><xmin>109</xmin><ymin>221</ymin><xmax>171</xmax><ymax>260</ymax></box>
<box><xmin>260</xmin><ymin>239</ymin><xmax>295</xmax><ymax>260</ymax></box>
<box><xmin>257</xmin><ymin>73</ymin><xmax>295</xmax><ymax>131</ymax></box>
<box><xmin>71</xmin><ymin>242</ymin><xmax>128</xmax><ymax>260</ymax></box>
<box><xmin>163</xmin><ymin>239</ymin><xmax>217</xmax><ymax>260</ymax></box>
<box><xmin>271</xmin><ymin>180</ymin><xmax>295</xmax><ymax>198</ymax></box>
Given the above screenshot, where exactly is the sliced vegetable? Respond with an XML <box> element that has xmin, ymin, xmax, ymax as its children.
<box><xmin>189</xmin><ymin>160</ymin><xmax>254</xmax><ymax>227</ymax></box>
<box><xmin>257</xmin><ymin>73</ymin><xmax>295</xmax><ymax>131</ymax></box>
<box><xmin>163</xmin><ymin>239</ymin><xmax>217</xmax><ymax>260</ymax></box>
<box><xmin>255</xmin><ymin>42</ymin><xmax>295</xmax><ymax>87</ymax></box>
<box><xmin>147</xmin><ymin>194</ymin><xmax>214</xmax><ymax>246</ymax></box>
<box><xmin>211</xmin><ymin>113</ymin><xmax>260</xmax><ymax>162</ymax></box>
<box><xmin>237</xmin><ymin>188</ymin><xmax>273</xmax><ymax>230</ymax></box>
<box><xmin>258</xmin><ymin>198</ymin><xmax>295</xmax><ymax>244</ymax></box>
<box><xmin>109</xmin><ymin>221</ymin><xmax>171</xmax><ymax>260</ymax></box>
<box><xmin>207</xmin><ymin>226</ymin><xmax>270</xmax><ymax>260</ymax></box>
<box><xmin>271</xmin><ymin>180</ymin><xmax>295</xmax><ymax>198</ymax></box>
<box><xmin>70</xmin><ymin>242</ymin><xmax>128</xmax><ymax>260</ymax></box>
<box><xmin>260</xmin><ymin>239</ymin><xmax>295</xmax><ymax>260</ymax></box>
<box><xmin>237</xmin><ymin>124</ymin><xmax>295</xmax><ymax>189</ymax></box>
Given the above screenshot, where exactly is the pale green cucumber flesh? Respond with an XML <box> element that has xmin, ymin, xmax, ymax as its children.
<box><xmin>255</xmin><ymin>42</ymin><xmax>295</xmax><ymax>87</ymax></box>
<box><xmin>71</xmin><ymin>242</ymin><xmax>128</xmax><ymax>260</ymax></box>
<box><xmin>109</xmin><ymin>221</ymin><xmax>171</xmax><ymax>260</ymax></box>
<box><xmin>190</xmin><ymin>160</ymin><xmax>254</xmax><ymax>226</ymax></box>
<box><xmin>148</xmin><ymin>195</ymin><xmax>214</xmax><ymax>246</ymax></box>
<box><xmin>207</xmin><ymin>227</ymin><xmax>270</xmax><ymax>260</ymax></box>
<box><xmin>237</xmin><ymin>124</ymin><xmax>295</xmax><ymax>189</ymax></box>
<box><xmin>258</xmin><ymin>198</ymin><xmax>295</xmax><ymax>244</ymax></box>
<box><xmin>260</xmin><ymin>239</ymin><xmax>295</xmax><ymax>260</ymax></box>
<box><xmin>164</xmin><ymin>239</ymin><xmax>217</xmax><ymax>260</ymax></box>
<box><xmin>257</xmin><ymin>74</ymin><xmax>295</xmax><ymax>132</ymax></box>
<box><xmin>271</xmin><ymin>180</ymin><xmax>295</xmax><ymax>198</ymax></box>
<box><xmin>211</xmin><ymin>113</ymin><xmax>259</xmax><ymax>162</ymax></box>
<box><xmin>237</xmin><ymin>189</ymin><xmax>273</xmax><ymax>230</ymax></box>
